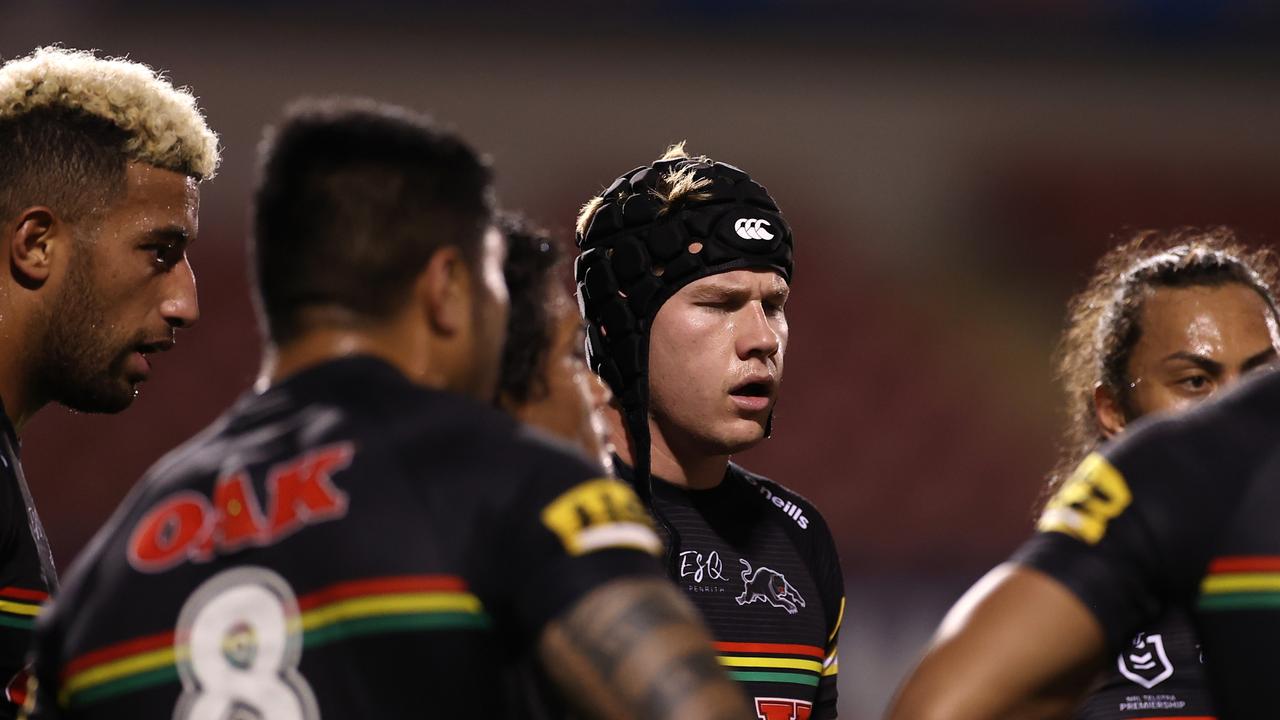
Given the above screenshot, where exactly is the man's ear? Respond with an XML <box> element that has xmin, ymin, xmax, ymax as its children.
<box><xmin>9</xmin><ymin>207</ymin><xmax>60</xmax><ymax>287</ymax></box>
<box><xmin>418</xmin><ymin>246</ymin><xmax>471</xmax><ymax>335</ymax></box>
<box><xmin>1093</xmin><ymin>383</ymin><xmax>1127</xmax><ymax>438</ymax></box>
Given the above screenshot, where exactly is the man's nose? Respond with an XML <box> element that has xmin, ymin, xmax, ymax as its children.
<box><xmin>737</xmin><ymin>302</ymin><xmax>780</xmax><ymax>360</ymax></box>
<box><xmin>160</xmin><ymin>258</ymin><xmax>200</xmax><ymax>329</ymax></box>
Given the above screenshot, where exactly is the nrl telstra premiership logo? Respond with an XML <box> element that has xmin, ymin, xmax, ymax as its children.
<box><xmin>1117</xmin><ymin>632</ymin><xmax>1174</xmax><ymax>689</ymax></box>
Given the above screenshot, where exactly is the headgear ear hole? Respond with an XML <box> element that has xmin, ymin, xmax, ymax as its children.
<box><xmin>688</xmin><ymin>242</ymin><xmax>704</xmax><ymax>254</ymax></box>
<box><xmin>652</xmin><ymin>265</ymin><xmax>666</xmax><ymax>277</ymax></box>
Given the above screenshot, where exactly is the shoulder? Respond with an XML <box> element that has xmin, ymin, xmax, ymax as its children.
<box><xmin>728</xmin><ymin>463</ymin><xmax>831</xmax><ymax>537</ymax></box>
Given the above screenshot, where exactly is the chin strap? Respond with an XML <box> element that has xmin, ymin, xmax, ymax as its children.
<box><xmin>621</xmin><ymin>404</ymin><xmax>683</xmax><ymax>577</ymax></box>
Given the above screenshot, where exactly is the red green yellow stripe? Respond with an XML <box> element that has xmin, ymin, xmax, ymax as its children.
<box><xmin>1199</xmin><ymin>556</ymin><xmax>1280</xmax><ymax>611</ymax></box>
<box><xmin>0</xmin><ymin>586</ymin><xmax>46</xmax><ymax>630</ymax></box>
<box><xmin>0</xmin><ymin>586</ymin><xmax>49</xmax><ymax>602</ymax></box>
<box><xmin>61</xmin><ymin>575</ymin><xmax>488</xmax><ymax>708</ymax></box>
<box><xmin>714</xmin><ymin>641</ymin><xmax>823</xmax><ymax>659</ymax></box>
<box><xmin>714</xmin><ymin>642</ymin><xmax>824</xmax><ymax>688</ymax></box>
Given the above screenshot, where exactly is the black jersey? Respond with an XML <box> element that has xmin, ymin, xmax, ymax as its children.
<box><xmin>617</xmin><ymin>460</ymin><xmax>844</xmax><ymax>719</ymax></box>
<box><xmin>0</xmin><ymin>401</ymin><xmax>55</xmax><ymax>720</ymax></box>
<box><xmin>1075</xmin><ymin>609</ymin><xmax>1214</xmax><ymax>719</ymax></box>
<box><xmin>1015</xmin><ymin>368</ymin><xmax>1280</xmax><ymax>719</ymax></box>
<box><xmin>25</xmin><ymin>357</ymin><xmax>665</xmax><ymax>719</ymax></box>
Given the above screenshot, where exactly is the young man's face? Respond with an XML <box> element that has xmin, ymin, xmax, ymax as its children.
<box><xmin>648</xmin><ymin>268</ymin><xmax>789</xmax><ymax>455</ymax></box>
<box><xmin>1120</xmin><ymin>282</ymin><xmax>1279</xmax><ymax>420</ymax></box>
<box><xmin>37</xmin><ymin>162</ymin><xmax>201</xmax><ymax>413</ymax></box>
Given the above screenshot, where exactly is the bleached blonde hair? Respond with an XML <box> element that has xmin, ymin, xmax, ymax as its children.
<box><xmin>0</xmin><ymin>46</ymin><xmax>219</xmax><ymax>179</ymax></box>
<box><xmin>576</xmin><ymin>141</ymin><xmax>715</xmax><ymax>237</ymax></box>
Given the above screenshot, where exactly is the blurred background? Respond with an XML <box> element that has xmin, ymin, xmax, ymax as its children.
<box><xmin>6</xmin><ymin>2</ymin><xmax>1280</xmax><ymax>715</ymax></box>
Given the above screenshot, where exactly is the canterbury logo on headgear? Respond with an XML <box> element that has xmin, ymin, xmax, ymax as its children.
<box><xmin>734</xmin><ymin>218</ymin><xmax>774</xmax><ymax>241</ymax></box>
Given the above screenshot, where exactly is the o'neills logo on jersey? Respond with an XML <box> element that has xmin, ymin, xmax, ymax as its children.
<box><xmin>749</xmin><ymin>481</ymin><xmax>809</xmax><ymax>529</ymax></box>
<box><xmin>127</xmin><ymin>443</ymin><xmax>354</xmax><ymax>574</ymax></box>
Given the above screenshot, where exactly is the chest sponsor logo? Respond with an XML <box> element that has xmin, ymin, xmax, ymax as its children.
<box><xmin>1117</xmin><ymin>632</ymin><xmax>1174</xmax><ymax>689</ymax></box>
<box><xmin>679</xmin><ymin>550</ymin><xmax>727</xmax><ymax>583</ymax></box>
<box><xmin>128</xmin><ymin>444</ymin><xmax>354</xmax><ymax>573</ymax></box>
<box><xmin>755</xmin><ymin>697</ymin><xmax>812</xmax><ymax>720</ymax></box>
<box><xmin>736</xmin><ymin>559</ymin><xmax>806</xmax><ymax>615</ymax></box>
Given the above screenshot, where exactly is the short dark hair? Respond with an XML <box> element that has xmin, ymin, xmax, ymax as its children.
<box><xmin>496</xmin><ymin>213</ymin><xmax>564</xmax><ymax>405</ymax></box>
<box><xmin>252</xmin><ymin>97</ymin><xmax>493</xmax><ymax>343</ymax></box>
<box><xmin>1046</xmin><ymin>226</ymin><xmax>1280</xmax><ymax>501</ymax></box>
<box><xmin>0</xmin><ymin>105</ymin><xmax>130</xmax><ymax>224</ymax></box>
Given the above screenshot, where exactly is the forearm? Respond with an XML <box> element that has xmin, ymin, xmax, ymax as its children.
<box><xmin>539</xmin><ymin>577</ymin><xmax>752</xmax><ymax>720</ymax></box>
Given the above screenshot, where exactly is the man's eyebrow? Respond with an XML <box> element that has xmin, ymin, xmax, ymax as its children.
<box><xmin>1161</xmin><ymin>351</ymin><xmax>1224</xmax><ymax>375</ymax></box>
<box><xmin>143</xmin><ymin>226</ymin><xmax>193</xmax><ymax>247</ymax></box>
<box><xmin>687</xmin><ymin>283</ymin><xmax>750</xmax><ymax>300</ymax></box>
<box><xmin>1242</xmin><ymin>346</ymin><xmax>1279</xmax><ymax>372</ymax></box>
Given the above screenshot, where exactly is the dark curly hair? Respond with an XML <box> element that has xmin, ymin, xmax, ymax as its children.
<box><xmin>1045</xmin><ymin>226</ymin><xmax>1280</xmax><ymax>505</ymax></box>
<box><xmin>495</xmin><ymin>213</ymin><xmax>565</xmax><ymax>406</ymax></box>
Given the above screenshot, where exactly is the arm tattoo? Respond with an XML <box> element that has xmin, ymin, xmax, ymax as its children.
<box><xmin>539</xmin><ymin>577</ymin><xmax>752</xmax><ymax>720</ymax></box>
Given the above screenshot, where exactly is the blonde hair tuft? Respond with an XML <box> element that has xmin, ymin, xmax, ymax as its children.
<box><xmin>576</xmin><ymin>142</ymin><xmax>715</xmax><ymax>237</ymax></box>
<box><xmin>0</xmin><ymin>46</ymin><xmax>220</xmax><ymax>179</ymax></box>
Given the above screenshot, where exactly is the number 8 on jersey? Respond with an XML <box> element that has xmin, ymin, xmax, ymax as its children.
<box><xmin>174</xmin><ymin>567</ymin><xmax>319</xmax><ymax>720</ymax></box>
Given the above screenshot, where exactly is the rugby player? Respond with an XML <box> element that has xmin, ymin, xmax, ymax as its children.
<box><xmin>495</xmin><ymin>215</ymin><xmax>611</xmax><ymax>470</ymax></box>
<box><xmin>0</xmin><ymin>47</ymin><xmax>217</xmax><ymax>717</ymax></box>
<box><xmin>23</xmin><ymin>102</ymin><xmax>751</xmax><ymax>719</ymax></box>
<box><xmin>888</xmin><ymin>231</ymin><xmax>1280</xmax><ymax>720</ymax></box>
<box><xmin>574</xmin><ymin>144</ymin><xmax>845</xmax><ymax>718</ymax></box>
<box><xmin>1049</xmin><ymin>229</ymin><xmax>1279</xmax><ymax>718</ymax></box>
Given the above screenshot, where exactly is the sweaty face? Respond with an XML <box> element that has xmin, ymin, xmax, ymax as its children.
<box><xmin>648</xmin><ymin>268</ymin><xmax>789</xmax><ymax>456</ymax></box>
<box><xmin>464</xmin><ymin>226</ymin><xmax>510</xmax><ymax>401</ymax></box>
<box><xmin>503</xmin><ymin>289</ymin><xmax>612</xmax><ymax>468</ymax></box>
<box><xmin>1123</xmin><ymin>283</ymin><xmax>1280</xmax><ymax>419</ymax></box>
<box><xmin>35</xmin><ymin>162</ymin><xmax>201</xmax><ymax>413</ymax></box>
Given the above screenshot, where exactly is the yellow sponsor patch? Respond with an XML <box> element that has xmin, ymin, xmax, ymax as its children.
<box><xmin>1038</xmin><ymin>452</ymin><xmax>1132</xmax><ymax>544</ymax></box>
<box><xmin>541</xmin><ymin>478</ymin><xmax>662</xmax><ymax>556</ymax></box>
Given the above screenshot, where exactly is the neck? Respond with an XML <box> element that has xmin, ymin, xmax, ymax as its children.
<box><xmin>257</xmin><ymin>315</ymin><xmax>446</xmax><ymax>393</ymax></box>
<box><xmin>607</xmin><ymin>408</ymin><xmax>728</xmax><ymax>490</ymax></box>
<box><xmin>0</xmin><ymin>296</ymin><xmax>46</xmax><ymax>432</ymax></box>
<box><xmin>0</xmin><ymin>366</ymin><xmax>42</xmax><ymax>433</ymax></box>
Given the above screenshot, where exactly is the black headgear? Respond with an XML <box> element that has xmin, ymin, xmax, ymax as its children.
<box><xmin>574</xmin><ymin>156</ymin><xmax>794</xmax><ymax>487</ymax></box>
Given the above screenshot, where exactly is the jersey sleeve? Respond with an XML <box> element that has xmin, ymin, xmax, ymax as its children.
<box><xmin>809</xmin><ymin>512</ymin><xmax>844</xmax><ymax>720</ymax></box>
<box><xmin>495</xmin><ymin>445</ymin><xmax>666</xmax><ymax>641</ymax></box>
<box><xmin>1014</xmin><ymin>395</ymin><xmax>1268</xmax><ymax>652</ymax></box>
